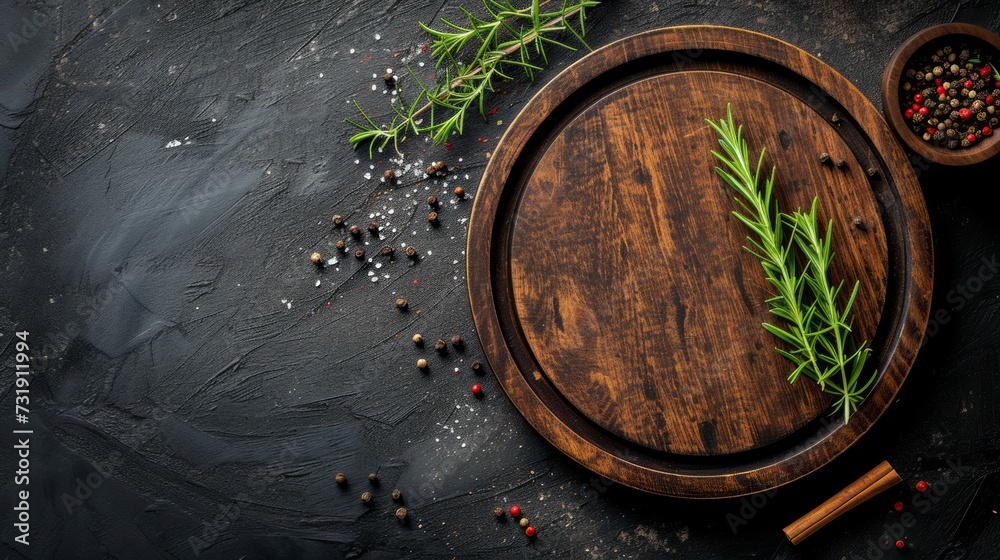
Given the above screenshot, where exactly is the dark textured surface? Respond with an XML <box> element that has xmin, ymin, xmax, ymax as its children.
<box><xmin>0</xmin><ymin>1</ymin><xmax>998</xmax><ymax>558</ymax></box>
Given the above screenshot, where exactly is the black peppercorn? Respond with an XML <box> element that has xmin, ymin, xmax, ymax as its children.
<box><xmin>472</xmin><ymin>361</ymin><xmax>482</xmax><ymax>373</ymax></box>
<box><xmin>384</xmin><ymin>169</ymin><xmax>396</xmax><ymax>182</ymax></box>
<box><xmin>361</xmin><ymin>491</ymin><xmax>372</xmax><ymax>504</ymax></box>
<box><xmin>405</xmin><ymin>246</ymin><xmax>417</xmax><ymax>258</ymax></box>
<box><xmin>355</xmin><ymin>249</ymin><xmax>365</xmax><ymax>260</ymax></box>
<box><xmin>819</xmin><ymin>152</ymin><xmax>831</xmax><ymax>164</ymax></box>
<box><xmin>391</xmin><ymin>489</ymin><xmax>402</xmax><ymax>501</ymax></box>
<box><xmin>395</xmin><ymin>507</ymin><xmax>407</xmax><ymax>520</ymax></box>
<box><xmin>395</xmin><ymin>298</ymin><xmax>408</xmax><ymax>310</ymax></box>
<box><xmin>335</xmin><ymin>473</ymin><xmax>347</xmax><ymax>485</ymax></box>
<box><xmin>494</xmin><ymin>507</ymin><xmax>505</xmax><ymax>518</ymax></box>
<box><xmin>380</xmin><ymin>245</ymin><xmax>394</xmax><ymax>256</ymax></box>
<box><xmin>866</xmin><ymin>167</ymin><xmax>878</xmax><ymax>177</ymax></box>
<box><xmin>853</xmin><ymin>217</ymin><xmax>867</xmax><ymax>231</ymax></box>
<box><xmin>427</xmin><ymin>195</ymin><xmax>438</xmax><ymax>207</ymax></box>
<box><xmin>336</xmin><ymin>240</ymin><xmax>346</xmax><ymax>252</ymax></box>
<box><xmin>453</xmin><ymin>186</ymin><xmax>465</xmax><ymax>199</ymax></box>
<box><xmin>451</xmin><ymin>334</ymin><xmax>463</xmax><ymax>348</ymax></box>
<box><xmin>369</xmin><ymin>472</ymin><xmax>378</xmax><ymax>483</ymax></box>
<box><xmin>830</xmin><ymin>112</ymin><xmax>841</xmax><ymax>123</ymax></box>
<box><xmin>835</xmin><ymin>158</ymin><xmax>846</xmax><ymax>168</ymax></box>
<box><xmin>368</xmin><ymin>221</ymin><xmax>379</xmax><ymax>235</ymax></box>
<box><xmin>383</xmin><ymin>73</ymin><xmax>396</xmax><ymax>88</ymax></box>
<box><xmin>427</xmin><ymin>211</ymin><xmax>438</xmax><ymax>223</ymax></box>
<box><xmin>332</xmin><ymin>214</ymin><xmax>344</xmax><ymax>227</ymax></box>
<box><xmin>434</xmin><ymin>339</ymin><xmax>447</xmax><ymax>352</ymax></box>
<box><xmin>349</xmin><ymin>224</ymin><xmax>361</xmax><ymax>237</ymax></box>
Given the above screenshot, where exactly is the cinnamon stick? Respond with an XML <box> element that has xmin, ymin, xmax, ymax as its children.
<box><xmin>783</xmin><ymin>461</ymin><xmax>902</xmax><ymax>545</ymax></box>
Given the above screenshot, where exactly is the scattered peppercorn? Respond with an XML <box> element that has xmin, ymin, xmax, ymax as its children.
<box><xmin>417</xmin><ymin>358</ymin><xmax>428</xmax><ymax>369</ymax></box>
<box><xmin>831</xmin><ymin>112</ymin><xmax>841</xmax><ymax>122</ymax></box>
<box><xmin>916</xmin><ymin>480</ymin><xmax>929</xmax><ymax>492</ymax></box>
<box><xmin>519</xmin><ymin>517</ymin><xmax>530</xmax><ymax>528</ymax></box>
<box><xmin>396</xmin><ymin>298</ymin><xmax>409</xmax><ymax>310</ymax></box>
<box><xmin>434</xmin><ymin>339</ymin><xmax>447</xmax><ymax>352</ymax></box>
<box><xmin>412</xmin><ymin>333</ymin><xmax>424</xmax><ymax>344</ymax></box>
<box><xmin>355</xmin><ymin>249</ymin><xmax>365</xmax><ymax>260</ymax></box>
<box><xmin>384</xmin><ymin>72</ymin><xmax>396</xmax><ymax>87</ymax></box>
<box><xmin>391</xmin><ymin>489</ymin><xmax>402</xmax><ymax>501</ymax></box>
<box><xmin>427</xmin><ymin>211</ymin><xmax>438</xmax><ymax>223</ymax></box>
<box><xmin>494</xmin><ymin>507</ymin><xmax>505</xmax><ymax>518</ymax></box>
<box><xmin>525</xmin><ymin>526</ymin><xmax>536</xmax><ymax>538</ymax></box>
<box><xmin>819</xmin><ymin>152</ymin><xmax>831</xmax><ymax>164</ymax></box>
<box><xmin>383</xmin><ymin>169</ymin><xmax>396</xmax><ymax>182</ymax></box>
<box><xmin>380</xmin><ymin>245</ymin><xmax>394</xmax><ymax>256</ymax></box>
<box><xmin>361</xmin><ymin>491</ymin><xmax>372</xmax><ymax>503</ymax></box>
<box><xmin>405</xmin><ymin>245</ymin><xmax>418</xmax><ymax>258</ymax></box>
<box><xmin>395</xmin><ymin>507</ymin><xmax>408</xmax><ymax>520</ymax></box>
<box><xmin>368</xmin><ymin>221</ymin><xmax>379</xmax><ymax>235</ymax></box>
<box><xmin>895</xmin><ymin>539</ymin><xmax>905</xmax><ymax>549</ymax></box>
<box><xmin>866</xmin><ymin>166</ymin><xmax>878</xmax><ymax>177</ymax></box>
<box><xmin>453</xmin><ymin>186</ymin><xmax>465</xmax><ymax>199</ymax></box>
<box><xmin>349</xmin><ymin>224</ymin><xmax>361</xmax><ymax>237</ymax></box>
<box><xmin>472</xmin><ymin>361</ymin><xmax>482</xmax><ymax>373</ymax></box>
<box><xmin>893</xmin><ymin>501</ymin><xmax>904</xmax><ymax>512</ymax></box>
<box><xmin>368</xmin><ymin>472</ymin><xmax>378</xmax><ymax>483</ymax></box>
<box><xmin>509</xmin><ymin>505</ymin><xmax>522</xmax><ymax>517</ymax></box>
<box><xmin>426</xmin><ymin>160</ymin><xmax>447</xmax><ymax>175</ymax></box>
<box><xmin>471</xmin><ymin>383</ymin><xmax>483</xmax><ymax>397</ymax></box>
<box><xmin>335</xmin><ymin>473</ymin><xmax>347</xmax><ymax>485</ymax></box>
<box><xmin>336</xmin><ymin>240</ymin><xmax>346</xmax><ymax>252</ymax></box>
<box><xmin>835</xmin><ymin>158</ymin><xmax>846</xmax><ymax>168</ymax></box>
<box><xmin>451</xmin><ymin>334</ymin><xmax>463</xmax><ymax>348</ymax></box>
<box><xmin>332</xmin><ymin>214</ymin><xmax>344</xmax><ymax>227</ymax></box>
<box><xmin>310</xmin><ymin>252</ymin><xmax>323</xmax><ymax>265</ymax></box>
<box><xmin>427</xmin><ymin>195</ymin><xmax>438</xmax><ymax>207</ymax></box>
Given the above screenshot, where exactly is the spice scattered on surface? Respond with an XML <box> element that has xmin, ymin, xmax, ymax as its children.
<box><xmin>509</xmin><ymin>505</ymin><xmax>521</xmax><ymax>517</ymax></box>
<box><xmin>428</xmin><ymin>211</ymin><xmax>439</xmax><ymax>223</ymax></box>
<box><xmin>835</xmin><ymin>157</ymin><xmax>846</xmax><ymax>168</ymax></box>
<box><xmin>355</xmin><ymin>249</ymin><xmax>366</xmax><ymax>260</ymax></box>
<box><xmin>472</xmin><ymin>361</ymin><xmax>482</xmax><ymax>373</ymax></box>
<box><xmin>426</xmin><ymin>160</ymin><xmax>447</xmax><ymax>175</ymax></box>
<box><xmin>916</xmin><ymin>480</ymin><xmax>929</xmax><ymax>492</ymax></box>
<box><xmin>471</xmin><ymin>383</ymin><xmax>482</xmax><ymax>397</ymax></box>
<box><xmin>380</xmin><ymin>245</ymin><xmax>394</xmax><ymax>256</ymax></box>
<box><xmin>368</xmin><ymin>221</ymin><xmax>379</xmax><ymax>235</ymax></box>
<box><xmin>818</xmin><ymin>152</ymin><xmax>831</xmax><ymax>164</ymax></box>
<box><xmin>451</xmin><ymin>334</ymin><xmax>463</xmax><ymax>348</ymax></box>
<box><xmin>332</xmin><ymin>214</ymin><xmax>344</xmax><ymax>227</ymax></box>
<box><xmin>434</xmin><ymin>339</ymin><xmax>447</xmax><ymax>352</ymax></box>
<box><xmin>396</xmin><ymin>298</ymin><xmax>409</xmax><ymax>309</ymax></box>
<box><xmin>383</xmin><ymin>169</ymin><xmax>396</xmax><ymax>182</ymax></box>
<box><xmin>493</xmin><ymin>507</ymin><xmax>505</xmax><ymax>518</ymax></box>
<box><xmin>895</xmin><ymin>539</ymin><xmax>905</xmax><ymax>549</ymax></box>
<box><xmin>427</xmin><ymin>195</ymin><xmax>439</xmax><ymax>207</ymax></box>
<box><xmin>349</xmin><ymin>224</ymin><xmax>361</xmax><ymax>237</ymax></box>
<box><xmin>405</xmin><ymin>245</ymin><xmax>418</xmax><ymax>258</ymax></box>
<box><xmin>383</xmin><ymin>72</ymin><xmax>396</xmax><ymax>88</ymax></box>
<box><xmin>391</xmin><ymin>489</ymin><xmax>402</xmax><ymax>501</ymax></box>
<box><xmin>310</xmin><ymin>252</ymin><xmax>323</xmax><ymax>265</ymax></box>
<box><xmin>412</xmin><ymin>333</ymin><xmax>424</xmax><ymax>344</ymax></box>
<box><xmin>336</xmin><ymin>240</ymin><xmax>346</xmax><ymax>252</ymax></box>
<box><xmin>368</xmin><ymin>472</ymin><xmax>379</xmax><ymax>483</ymax></box>
<box><xmin>893</xmin><ymin>501</ymin><xmax>904</xmax><ymax>512</ymax></box>
<box><xmin>525</xmin><ymin>526</ymin><xmax>536</xmax><ymax>537</ymax></box>
<box><xmin>396</xmin><ymin>507</ymin><xmax>408</xmax><ymax>520</ymax></box>
<box><xmin>417</xmin><ymin>358</ymin><xmax>428</xmax><ymax>369</ymax></box>
<box><xmin>519</xmin><ymin>517</ymin><xmax>530</xmax><ymax>528</ymax></box>
<box><xmin>453</xmin><ymin>186</ymin><xmax>465</xmax><ymax>199</ymax></box>
<box><xmin>335</xmin><ymin>473</ymin><xmax>347</xmax><ymax>485</ymax></box>
<box><xmin>361</xmin><ymin>491</ymin><xmax>372</xmax><ymax>503</ymax></box>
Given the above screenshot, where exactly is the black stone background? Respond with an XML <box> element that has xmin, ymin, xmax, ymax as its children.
<box><xmin>1</xmin><ymin>1</ymin><xmax>999</xmax><ymax>558</ymax></box>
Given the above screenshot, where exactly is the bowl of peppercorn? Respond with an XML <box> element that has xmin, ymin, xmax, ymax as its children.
<box><xmin>882</xmin><ymin>23</ymin><xmax>1000</xmax><ymax>165</ymax></box>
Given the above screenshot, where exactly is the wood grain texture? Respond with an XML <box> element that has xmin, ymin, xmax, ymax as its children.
<box><xmin>467</xmin><ymin>26</ymin><xmax>934</xmax><ymax>498</ymax></box>
<box><xmin>881</xmin><ymin>23</ymin><xmax>1000</xmax><ymax>166</ymax></box>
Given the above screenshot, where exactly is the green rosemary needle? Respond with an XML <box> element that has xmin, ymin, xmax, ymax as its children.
<box><xmin>706</xmin><ymin>105</ymin><xmax>877</xmax><ymax>423</ymax></box>
<box><xmin>347</xmin><ymin>0</ymin><xmax>599</xmax><ymax>157</ymax></box>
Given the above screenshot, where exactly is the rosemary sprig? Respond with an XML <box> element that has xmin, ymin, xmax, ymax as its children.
<box><xmin>347</xmin><ymin>0</ymin><xmax>599</xmax><ymax>157</ymax></box>
<box><xmin>706</xmin><ymin>105</ymin><xmax>877</xmax><ymax>423</ymax></box>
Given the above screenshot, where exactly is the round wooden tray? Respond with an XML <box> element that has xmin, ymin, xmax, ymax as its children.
<box><xmin>467</xmin><ymin>26</ymin><xmax>933</xmax><ymax>498</ymax></box>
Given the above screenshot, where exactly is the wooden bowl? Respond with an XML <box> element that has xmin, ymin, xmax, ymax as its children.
<box><xmin>882</xmin><ymin>23</ymin><xmax>1000</xmax><ymax>166</ymax></box>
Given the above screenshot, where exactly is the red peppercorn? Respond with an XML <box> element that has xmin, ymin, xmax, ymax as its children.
<box><xmin>510</xmin><ymin>505</ymin><xmax>522</xmax><ymax>517</ymax></box>
<box><xmin>981</xmin><ymin>66</ymin><xmax>991</xmax><ymax>78</ymax></box>
<box><xmin>471</xmin><ymin>383</ymin><xmax>482</xmax><ymax>396</ymax></box>
<box><xmin>893</xmin><ymin>501</ymin><xmax>904</xmax><ymax>512</ymax></box>
<box><xmin>913</xmin><ymin>93</ymin><xmax>923</xmax><ymax>103</ymax></box>
<box><xmin>525</xmin><ymin>526</ymin><xmax>536</xmax><ymax>538</ymax></box>
<box><xmin>915</xmin><ymin>480</ymin><xmax>929</xmax><ymax>492</ymax></box>
<box><xmin>926</xmin><ymin>127</ymin><xmax>937</xmax><ymax>135</ymax></box>
<box><xmin>965</xmin><ymin>80</ymin><xmax>974</xmax><ymax>89</ymax></box>
<box><xmin>895</xmin><ymin>539</ymin><xmax>905</xmax><ymax>549</ymax></box>
<box><xmin>935</xmin><ymin>78</ymin><xmax>943</xmax><ymax>86</ymax></box>
<box><xmin>918</xmin><ymin>106</ymin><xmax>929</xmax><ymax>116</ymax></box>
<box><xmin>987</xmin><ymin>95</ymin><xmax>995</xmax><ymax>105</ymax></box>
<box><xmin>967</xmin><ymin>133</ymin><xmax>977</xmax><ymax>143</ymax></box>
<box><xmin>995</xmin><ymin>81</ymin><xmax>1000</xmax><ymax>88</ymax></box>
<box><xmin>936</xmin><ymin>86</ymin><xmax>946</xmax><ymax>95</ymax></box>
<box><xmin>904</xmin><ymin>108</ymin><xmax>915</xmax><ymax>119</ymax></box>
<box><xmin>912</xmin><ymin>102</ymin><xmax>922</xmax><ymax>111</ymax></box>
<box><xmin>984</xmin><ymin>126</ymin><xmax>993</xmax><ymax>136</ymax></box>
<box><xmin>959</xmin><ymin>108</ymin><xmax>972</xmax><ymax>120</ymax></box>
